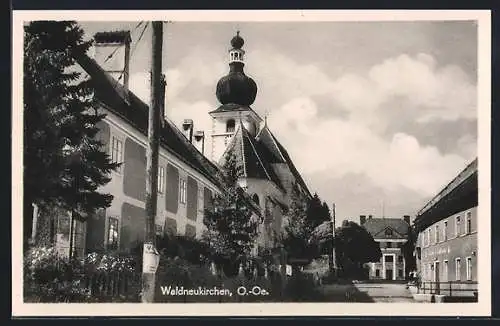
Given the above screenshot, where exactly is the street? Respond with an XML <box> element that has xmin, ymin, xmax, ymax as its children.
<box><xmin>319</xmin><ymin>282</ymin><xmax>415</xmax><ymax>302</ymax></box>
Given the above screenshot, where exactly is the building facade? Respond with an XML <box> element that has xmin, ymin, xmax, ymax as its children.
<box><xmin>45</xmin><ymin>30</ymin><xmax>311</xmax><ymax>258</ymax></box>
<box><xmin>413</xmin><ymin>158</ymin><xmax>478</xmax><ymax>297</ymax></box>
<box><xmin>361</xmin><ymin>215</ymin><xmax>410</xmax><ymax>281</ymax></box>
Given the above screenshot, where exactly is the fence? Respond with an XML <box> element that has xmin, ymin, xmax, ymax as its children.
<box><xmin>81</xmin><ymin>270</ymin><xmax>141</xmax><ymax>302</ymax></box>
<box><xmin>419</xmin><ymin>281</ymin><xmax>478</xmax><ymax>297</ymax></box>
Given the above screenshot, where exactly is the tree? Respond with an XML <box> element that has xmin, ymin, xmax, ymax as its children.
<box><xmin>334</xmin><ymin>220</ymin><xmax>382</xmax><ymax>278</ymax></box>
<box><xmin>24</xmin><ymin>21</ymin><xmax>120</xmax><ymax>244</ymax></box>
<box><xmin>306</xmin><ymin>193</ymin><xmax>331</xmax><ymax>231</ymax></box>
<box><xmin>278</xmin><ymin>184</ymin><xmax>317</xmax><ymax>268</ymax></box>
<box><xmin>202</xmin><ymin>149</ymin><xmax>259</xmax><ymax>276</ymax></box>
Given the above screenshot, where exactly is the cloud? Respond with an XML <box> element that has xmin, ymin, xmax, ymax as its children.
<box><xmin>126</xmin><ymin>42</ymin><xmax>476</xmax><ymax>202</ymax></box>
<box><xmin>307</xmin><ymin>172</ymin><xmax>432</xmax><ymax>223</ymax></box>
<box><xmin>129</xmin><ymin>46</ymin><xmax>225</xmax><ymax>105</ymax></box>
<box><xmin>268</xmin><ymin>97</ymin><xmax>471</xmax><ymax>197</ymax></box>
<box><xmin>249</xmin><ymin>48</ymin><xmax>476</xmax><ymax>127</ymax></box>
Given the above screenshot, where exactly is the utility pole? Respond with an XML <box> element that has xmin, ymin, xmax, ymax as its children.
<box><xmin>141</xmin><ymin>21</ymin><xmax>163</xmax><ymax>303</ymax></box>
<box><xmin>331</xmin><ymin>202</ymin><xmax>337</xmax><ymax>277</ymax></box>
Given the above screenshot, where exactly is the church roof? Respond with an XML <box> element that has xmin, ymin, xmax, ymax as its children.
<box><xmin>221</xmin><ymin>122</ymin><xmax>285</xmax><ymax>191</ymax></box>
<box><xmin>362</xmin><ymin>218</ymin><xmax>410</xmax><ymax>240</ymax></box>
<box><xmin>74</xmin><ymin>53</ymin><xmax>222</xmax><ymax>188</ymax></box>
<box><xmin>208</xmin><ymin>103</ymin><xmax>263</xmax><ymax>120</ymax></box>
<box><xmin>256</xmin><ymin>125</ymin><xmax>312</xmax><ymax>198</ymax></box>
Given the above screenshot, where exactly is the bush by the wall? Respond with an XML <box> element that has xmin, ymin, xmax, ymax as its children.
<box><xmin>23</xmin><ymin>246</ymin><xmax>91</xmax><ymax>302</ymax></box>
<box><xmin>23</xmin><ymin>246</ymin><xmax>140</xmax><ymax>303</ymax></box>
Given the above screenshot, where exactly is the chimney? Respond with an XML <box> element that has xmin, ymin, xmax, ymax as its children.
<box><xmin>368</xmin><ymin>214</ymin><xmax>373</xmax><ymax>220</ymax></box>
<box><xmin>403</xmin><ymin>215</ymin><xmax>411</xmax><ymax>225</ymax></box>
<box><xmin>360</xmin><ymin>215</ymin><xmax>366</xmax><ymax>225</ymax></box>
<box><xmin>93</xmin><ymin>31</ymin><xmax>132</xmax><ymax>91</ymax></box>
<box><xmin>182</xmin><ymin>119</ymin><xmax>194</xmax><ymax>142</ymax></box>
<box><xmin>194</xmin><ymin>130</ymin><xmax>205</xmax><ymax>155</ymax></box>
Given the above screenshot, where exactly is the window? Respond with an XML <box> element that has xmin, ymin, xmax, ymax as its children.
<box><xmin>179</xmin><ymin>179</ymin><xmax>187</xmax><ymax>204</ymax></box>
<box><xmin>158</xmin><ymin>166</ymin><xmax>165</xmax><ymax>194</ymax></box>
<box><xmin>397</xmin><ymin>255</ymin><xmax>404</xmax><ymax>263</ymax></box>
<box><xmin>385</xmin><ymin>255</ymin><xmax>394</xmax><ymax>262</ymax></box>
<box><xmin>466</xmin><ymin>212</ymin><xmax>472</xmax><ymax>234</ymax></box>
<box><xmin>444</xmin><ymin>221</ymin><xmax>448</xmax><ymax>241</ymax></box>
<box><xmin>375</xmin><ymin>269</ymin><xmax>380</xmax><ymax>277</ymax></box>
<box><xmin>455</xmin><ymin>258</ymin><xmax>461</xmax><ymax>281</ymax></box>
<box><xmin>226</xmin><ymin>119</ymin><xmax>235</xmax><ymax>133</ymax></box>
<box><xmin>435</xmin><ymin>225</ymin><xmax>440</xmax><ymax>243</ymax></box>
<box><xmin>466</xmin><ymin>257</ymin><xmax>472</xmax><ymax>281</ymax></box>
<box><xmin>385</xmin><ymin>228</ymin><xmax>393</xmax><ymax>236</ymax></box>
<box><xmin>111</xmin><ymin>136</ymin><xmax>123</xmax><ymax>173</ymax></box>
<box><xmin>198</xmin><ymin>187</ymin><xmax>204</xmax><ymax>213</ymax></box>
<box><xmin>252</xmin><ymin>194</ymin><xmax>260</xmax><ymax>206</ymax></box>
<box><xmin>430</xmin><ymin>227</ymin><xmax>434</xmax><ymax>244</ymax></box>
<box><xmin>107</xmin><ymin>217</ymin><xmax>119</xmax><ymax>250</ymax></box>
<box><xmin>455</xmin><ymin>215</ymin><xmax>461</xmax><ymax>237</ymax></box>
<box><xmin>443</xmin><ymin>260</ymin><xmax>449</xmax><ymax>282</ymax></box>
<box><xmin>387</xmin><ymin>242</ymin><xmax>392</xmax><ymax>248</ymax></box>
<box><xmin>398</xmin><ymin>269</ymin><xmax>403</xmax><ymax>278</ymax></box>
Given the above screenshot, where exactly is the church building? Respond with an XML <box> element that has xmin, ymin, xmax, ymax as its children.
<box><xmin>42</xmin><ymin>29</ymin><xmax>312</xmax><ymax>258</ymax></box>
<box><xmin>208</xmin><ymin>32</ymin><xmax>313</xmax><ymax>250</ymax></box>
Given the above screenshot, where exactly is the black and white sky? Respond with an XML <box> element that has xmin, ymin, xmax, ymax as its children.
<box><xmin>78</xmin><ymin>20</ymin><xmax>478</xmax><ymax>225</ymax></box>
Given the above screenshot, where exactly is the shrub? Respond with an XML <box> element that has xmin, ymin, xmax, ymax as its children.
<box><xmin>23</xmin><ymin>246</ymin><xmax>91</xmax><ymax>302</ymax></box>
<box><xmin>23</xmin><ymin>246</ymin><xmax>140</xmax><ymax>303</ymax></box>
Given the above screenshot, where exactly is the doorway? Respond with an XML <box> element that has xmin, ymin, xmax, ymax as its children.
<box><xmin>385</xmin><ymin>269</ymin><xmax>393</xmax><ymax>280</ymax></box>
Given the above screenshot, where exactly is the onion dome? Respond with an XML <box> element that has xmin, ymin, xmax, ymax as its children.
<box><xmin>215</xmin><ymin>31</ymin><xmax>257</xmax><ymax>106</ymax></box>
<box><xmin>231</xmin><ymin>31</ymin><xmax>244</xmax><ymax>49</ymax></box>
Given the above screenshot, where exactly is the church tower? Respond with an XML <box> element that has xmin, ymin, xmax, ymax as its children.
<box><xmin>210</xmin><ymin>31</ymin><xmax>263</xmax><ymax>163</ymax></box>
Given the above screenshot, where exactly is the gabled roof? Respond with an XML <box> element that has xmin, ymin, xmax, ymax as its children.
<box><xmin>220</xmin><ymin>122</ymin><xmax>285</xmax><ymax>191</ymax></box>
<box><xmin>413</xmin><ymin>158</ymin><xmax>478</xmax><ymax>231</ymax></box>
<box><xmin>75</xmin><ymin>53</ymin><xmax>222</xmax><ymax>189</ymax></box>
<box><xmin>255</xmin><ymin>126</ymin><xmax>286</xmax><ymax>164</ymax></box>
<box><xmin>362</xmin><ymin>218</ymin><xmax>410</xmax><ymax>240</ymax></box>
<box><xmin>256</xmin><ymin>125</ymin><xmax>312</xmax><ymax>198</ymax></box>
<box><xmin>416</xmin><ymin>158</ymin><xmax>478</xmax><ymax>217</ymax></box>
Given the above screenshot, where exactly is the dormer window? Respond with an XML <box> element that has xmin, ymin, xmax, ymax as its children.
<box><xmin>385</xmin><ymin>228</ymin><xmax>393</xmax><ymax>236</ymax></box>
<box><xmin>226</xmin><ymin>119</ymin><xmax>235</xmax><ymax>133</ymax></box>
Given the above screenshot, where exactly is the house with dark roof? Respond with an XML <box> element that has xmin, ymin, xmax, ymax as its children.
<box><xmin>360</xmin><ymin>215</ymin><xmax>411</xmax><ymax>280</ymax></box>
<box><xmin>51</xmin><ymin>29</ymin><xmax>312</xmax><ymax>259</ymax></box>
<box><xmin>413</xmin><ymin>158</ymin><xmax>478</xmax><ymax>298</ymax></box>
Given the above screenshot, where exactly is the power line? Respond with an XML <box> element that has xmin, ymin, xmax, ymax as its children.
<box><xmin>103</xmin><ymin>21</ymin><xmax>144</xmax><ymax>64</ymax></box>
<box><xmin>113</xmin><ymin>22</ymin><xmax>150</xmax><ymax>89</ymax></box>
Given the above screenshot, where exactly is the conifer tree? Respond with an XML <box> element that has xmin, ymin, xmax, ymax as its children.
<box><xmin>23</xmin><ymin>21</ymin><xmax>120</xmax><ymax>243</ymax></box>
<box><xmin>202</xmin><ymin>149</ymin><xmax>259</xmax><ymax>274</ymax></box>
